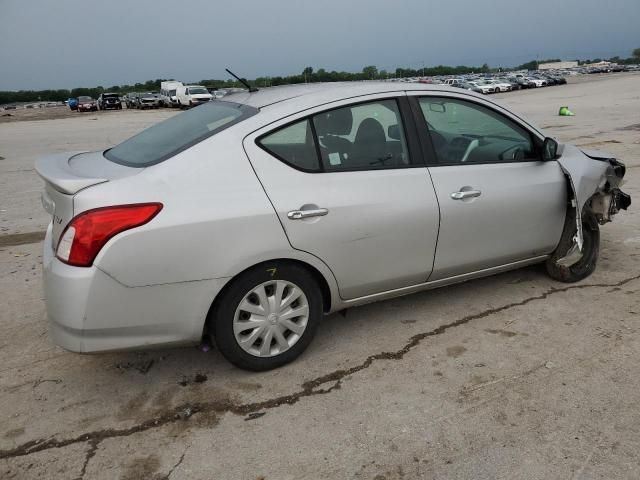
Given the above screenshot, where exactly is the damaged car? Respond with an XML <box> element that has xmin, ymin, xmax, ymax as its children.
<box><xmin>35</xmin><ymin>83</ymin><xmax>630</xmax><ymax>371</ymax></box>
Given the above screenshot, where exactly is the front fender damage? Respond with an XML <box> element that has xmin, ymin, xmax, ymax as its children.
<box><xmin>554</xmin><ymin>144</ymin><xmax>631</xmax><ymax>267</ymax></box>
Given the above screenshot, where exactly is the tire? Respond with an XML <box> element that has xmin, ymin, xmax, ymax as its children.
<box><xmin>546</xmin><ymin>209</ymin><xmax>600</xmax><ymax>283</ymax></box>
<box><xmin>210</xmin><ymin>262</ymin><xmax>323</xmax><ymax>371</ymax></box>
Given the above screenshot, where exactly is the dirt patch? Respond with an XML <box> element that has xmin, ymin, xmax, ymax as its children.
<box><xmin>4</xmin><ymin>427</ymin><xmax>25</xmax><ymax>439</ymax></box>
<box><xmin>446</xmin><ymin>346</ymin><xmax>467</xmax><ymax>358</ymax></box>
<box><xmin>120</xmin><ymin>454</ymin><xmax>162</xmax><ymax>480</ymax></box>
<box><xmin>0</xmin><ymin>106</ymin><xmax>125</xmax><ymax>124</ymax></box>
<box><xmin>114</xmin><ymin>358</ymin><xmax>155</xmax><ymax>375</ymax></box>
<box><xmin>0</xmin><ymin>231</ymin><xmax>46</xmax><ymax>248</ymax></box>
<box><xmin>618</xmin><ymin>123</ymin><xmax>640</xmax><ymax>131</ymax></box>
<box><xmin>577</xmin><ymin>139</ymin><xmax>623</xmax><ymax>148</ymax></box>
<box><xmin>178</xmin><ymin>373</ymin><xmax>208</xmax><ymax>387</ymax></box>
<box><xmin>485</xmin><ymin>329</ymin><xmax>525</xmax><ymax>338</ymax></box>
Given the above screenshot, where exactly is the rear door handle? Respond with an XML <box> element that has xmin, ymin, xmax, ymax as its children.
<box><xmin>287</xmin><ymin>208</ymin><xmax>329</xmax><ymax>220</ymax></box>
<box><xmin>451</xmin><ymin>190</ymin><xmax>481</xmax><ymax>200</ymax></box>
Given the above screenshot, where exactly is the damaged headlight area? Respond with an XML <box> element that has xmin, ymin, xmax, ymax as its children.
<box><xmin>589</xmin><ymin>158</ymin><xmax>632</xmax><ymax>224</ymax></box>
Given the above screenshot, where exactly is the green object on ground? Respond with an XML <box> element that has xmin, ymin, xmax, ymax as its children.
<box><xmin>559</xmin><ymin>106</ymin><xmax>575</xmax><ymax>116</ymax></box>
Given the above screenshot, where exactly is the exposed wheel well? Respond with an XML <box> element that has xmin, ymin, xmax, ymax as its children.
<box><xmin>204</xmin><ymin>259</ymin><xmax>332</xmax><ymax>335</ymax></box>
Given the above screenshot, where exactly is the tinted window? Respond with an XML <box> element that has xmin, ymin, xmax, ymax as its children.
<box><xmin>418</xmin><ymin>97</ymin><xmax>535</xmax><ymax>164</ymax></box>
<box><xmin>105</xmin><ymin>101</ymin><xmax>257</xmax><ymax>167</ymax></box>
<box><xmin>312</xmin><ymin>99</ymin><xmax>409</xmax><ymax>171</ymax></box>
<box><xmin>258</xmin><ymin>119</ymin><xmax>319</xmax><ymax>171</ymax></box>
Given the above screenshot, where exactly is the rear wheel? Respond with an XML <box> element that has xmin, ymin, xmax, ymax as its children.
<box><xmin>210</xmin><ymin>262</ymin><xmax>322</xmax><ymax>371</ymax></box>
<box><xmin>546</xmin><ymin>210</ymin><xmax>600</xmax><ymax>283</ymax></box>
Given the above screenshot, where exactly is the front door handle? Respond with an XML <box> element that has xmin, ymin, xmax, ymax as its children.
<box><xmin>451</xmin><ymin>190</ymin><xmax>481</xmax><ymax>200</ymax></box>
<box><xmin>287</xmin><ymin>208</ymin><xmax>329</xmax><ymax>220</ymax></box>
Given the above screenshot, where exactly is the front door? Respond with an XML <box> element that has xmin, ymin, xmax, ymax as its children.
<box><xmin>410</xmin><ymin>94</ymin><xmax>567</xmax><ymax>280</ymax></box>
<box><xmin>244</xmin><ymin>96</ymin><xmax>440</xmax><ymax>299</ymax></box>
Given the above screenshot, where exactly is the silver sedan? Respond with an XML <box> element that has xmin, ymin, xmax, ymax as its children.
<box><xmin>36</xmin><ymin>83</ymin><xmax>631</xmax><ymax>370</ymax></box>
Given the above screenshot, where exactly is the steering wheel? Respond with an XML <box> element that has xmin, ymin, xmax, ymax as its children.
<box><xmin>498</xmin><ymin>145</ymin><xmax>525</xmax><ymax>161</ymax></box>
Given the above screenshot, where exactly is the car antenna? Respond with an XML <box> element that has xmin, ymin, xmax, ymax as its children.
<box><xmin>225</xmin><ymin>68</ymin><xmax>259</xmax><ymax>92</ymax></box>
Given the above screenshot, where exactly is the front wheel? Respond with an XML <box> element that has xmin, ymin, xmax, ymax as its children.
<box><xmin>546</xmin><ymin>211</ymin><xmax>600</xmax><ymax>283</ymax></box>
<box><xmin>210</xmin><ymin>262</ymin><xmax>323</xmax><ymax>371</ymax></box>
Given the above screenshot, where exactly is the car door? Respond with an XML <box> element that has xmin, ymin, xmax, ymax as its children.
<box><xmin>243</xmin><ymin>95</ymin><xmax>440</xmax><ymax>300</ymax></box>
<box><xmin>408</xmin><ymin>93</ymin><xmax>567</xmax><ymax>280</ymax></box>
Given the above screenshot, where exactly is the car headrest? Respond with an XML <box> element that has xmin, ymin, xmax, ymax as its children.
<box><xmin>314</xmin><ymin>108</ymin><xmax>353</xmax><ymax>135</ymax></box>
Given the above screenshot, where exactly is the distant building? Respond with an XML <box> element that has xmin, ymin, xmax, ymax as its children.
<box><xmin>538</xmin><ymin>61</ymin><xmax>579</xmax><ymax>70</ymax></box>
<box><xmin>582</xmin><ymin>61</ymin><xmax>614</xmax><ymax>68</ymax></box>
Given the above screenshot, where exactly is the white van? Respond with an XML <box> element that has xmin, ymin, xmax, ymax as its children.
<box><xmin>175</xmin><ymin>85</ymin><xmax>213</xmax><ymax>108</ymax></box>
<box><xmin>159</xmin><ymin>81</ymin><xmax>184</xmax><ymax>108</ymax></box>
<box><xmin>444</xmin><ymin>78</ymin><xmax>464</xmax><ymax>86</ymax></box>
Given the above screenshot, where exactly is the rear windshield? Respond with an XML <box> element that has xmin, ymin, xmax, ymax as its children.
<box><xmin>104</xmin><ymin>101</ymin><xmax>258</xmax><ymax>167</ymax></box>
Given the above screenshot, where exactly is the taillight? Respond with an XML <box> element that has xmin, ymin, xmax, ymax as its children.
<box><xmin>56</xmin><ymin>203</ymin><xmax>163</xmax><ymax>267</ymax></box>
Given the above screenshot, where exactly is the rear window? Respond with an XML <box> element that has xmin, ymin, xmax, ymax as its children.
<box><xmin>104</xmin><ymin>101</ymin><xmax>257</xmax><ymax>167</ymax></box>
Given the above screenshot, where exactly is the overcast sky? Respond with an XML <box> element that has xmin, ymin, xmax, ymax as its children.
<box><xmin>0</xmin><ymin>0</ymin><xmax>638</xmax><ymax>90</ymax></box>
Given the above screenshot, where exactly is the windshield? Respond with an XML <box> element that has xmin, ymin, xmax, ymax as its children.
<box><xmin>104</xmin><ymin>101</ymin><xmax>258</xmax><ymax>167</ymax></box>
<box><xmin>189</xmin><ymin>87</ymin><xmax>208</xmax><ymax>95</ymax></box>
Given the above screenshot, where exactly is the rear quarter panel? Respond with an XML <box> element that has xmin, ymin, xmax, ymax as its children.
<box><xmin>75</xmin><ymin>130</ymin><xmax>295</xmax><ymax>287</ymax></box>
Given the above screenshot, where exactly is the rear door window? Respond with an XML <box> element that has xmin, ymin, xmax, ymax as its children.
<box><xmin>258</xmin><ymin>119</ymin><xmax>320</xmax><ymax>172</ymax></box>
<box><xmin>312</xmin><ymin>99</ymin><xmax>410</xmax><ymax>171</ymax></box>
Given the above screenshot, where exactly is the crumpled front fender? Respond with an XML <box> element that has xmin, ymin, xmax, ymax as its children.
<box><xmin>554</xmin><ymin>144</ymin><xmax>630</xmax><ymax>267</ymax></box>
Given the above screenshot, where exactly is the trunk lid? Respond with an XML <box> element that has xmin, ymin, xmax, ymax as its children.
<box><xmin>35</xmin><ymin>151</ymin><xmax>142</xmax><ymax>249</ymax></box>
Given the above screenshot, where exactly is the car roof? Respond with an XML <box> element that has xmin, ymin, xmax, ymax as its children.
<box><xmin>222</xmin><ymin>81</ymin><xmax>478</xmax><ymax>110</ymax></box>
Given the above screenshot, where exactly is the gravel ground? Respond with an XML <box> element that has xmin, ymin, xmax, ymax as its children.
<box><xmin>0</xmin><ymin>73</ymin><xmax>639</xmax><ymax>480</ymax></box>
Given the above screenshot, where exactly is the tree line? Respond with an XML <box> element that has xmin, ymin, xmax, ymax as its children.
<box><xmin>2</xmin><ymin>49</ymin><xmax>639</xmax><ymax>105</ymax></box>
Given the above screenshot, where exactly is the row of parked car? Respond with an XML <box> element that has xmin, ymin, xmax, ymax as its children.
<box><xmin>67</xmin><ymin>82</ymin><xmax>247</xmax><ymax>112</ymax></box>
<box><xmin>65</xmin><ymin>65</ymin><xmax>638</xmax><ymax>112</ymax></box>
<box><xmin>68</xmin><ymin>93</ymin><xmax>123</xmax><ymax>112</ymax></box>
<box><xmin>441</xmin><ymin>72</ymin><xmax>567</xmax><ymax>94</ymax></box>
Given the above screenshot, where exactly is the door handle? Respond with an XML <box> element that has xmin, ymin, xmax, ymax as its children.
<box><xmin>451</xmin><ymin>190</ymin><xmax>481</xmax><ymax>200</ymax></box>
<box><xmin>287</xmin><ymin>208</ymin><xmax>329</xmax><ymax>220</ymax></box>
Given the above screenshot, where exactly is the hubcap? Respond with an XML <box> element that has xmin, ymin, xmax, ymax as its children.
<box><xmin>233</xmin><ymin>280</ymin><xmax>310</xmax><ymax>357</ymax></box>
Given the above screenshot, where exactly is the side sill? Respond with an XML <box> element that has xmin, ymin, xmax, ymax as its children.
<box><xmin>336</xmin><ymin>255</ymin><xmax>549</xmax><ymax>310</ymax></box>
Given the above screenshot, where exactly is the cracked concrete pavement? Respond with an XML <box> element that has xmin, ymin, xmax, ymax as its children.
<box><xmin>1</xmin><ymin>73</ymin><xmax>639</xmax><ymax>479</ymax></box>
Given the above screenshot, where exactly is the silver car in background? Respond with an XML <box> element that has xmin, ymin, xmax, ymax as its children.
<box><xmin>36</xmin><ymin>83</ymin><xmax>630</xmax><ymax>370</ymax></box>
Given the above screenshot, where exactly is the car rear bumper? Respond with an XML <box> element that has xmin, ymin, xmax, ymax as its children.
<box><xmin>42</xmin><ymin>224</ymin><xmax>226</xmax><ymax>353</ymax></box>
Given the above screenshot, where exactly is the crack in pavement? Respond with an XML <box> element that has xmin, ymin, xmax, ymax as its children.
<box><xmin>2</xmin><ymin>273</ymin><xmax>639</xmax><ymax>462</ymax></box>
<box><xmin>158</xmin><ymin>446</ymin><xmax>189</xmax><ymax>480</ymax></box>
<box><xmin>75</xmin><ymin>439</ymin><xmax>98</xmax><ymax>480</ymax></box>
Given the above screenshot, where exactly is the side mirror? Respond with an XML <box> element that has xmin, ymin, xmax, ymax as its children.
<box><xmin>542</xmin><ymin>137</ymin><xmax>559</xmax><ymax>161</ymax></box>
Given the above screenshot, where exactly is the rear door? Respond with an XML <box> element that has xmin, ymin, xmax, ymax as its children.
<box><xmin>244</xmin><ymin>94</ymin><xmax>440</xmax><ymax>300</ymax></box>
<box><xmin>408</xmin><ymin>93</ymin><xmax>567</xmax><ymax>280</ymax></box>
